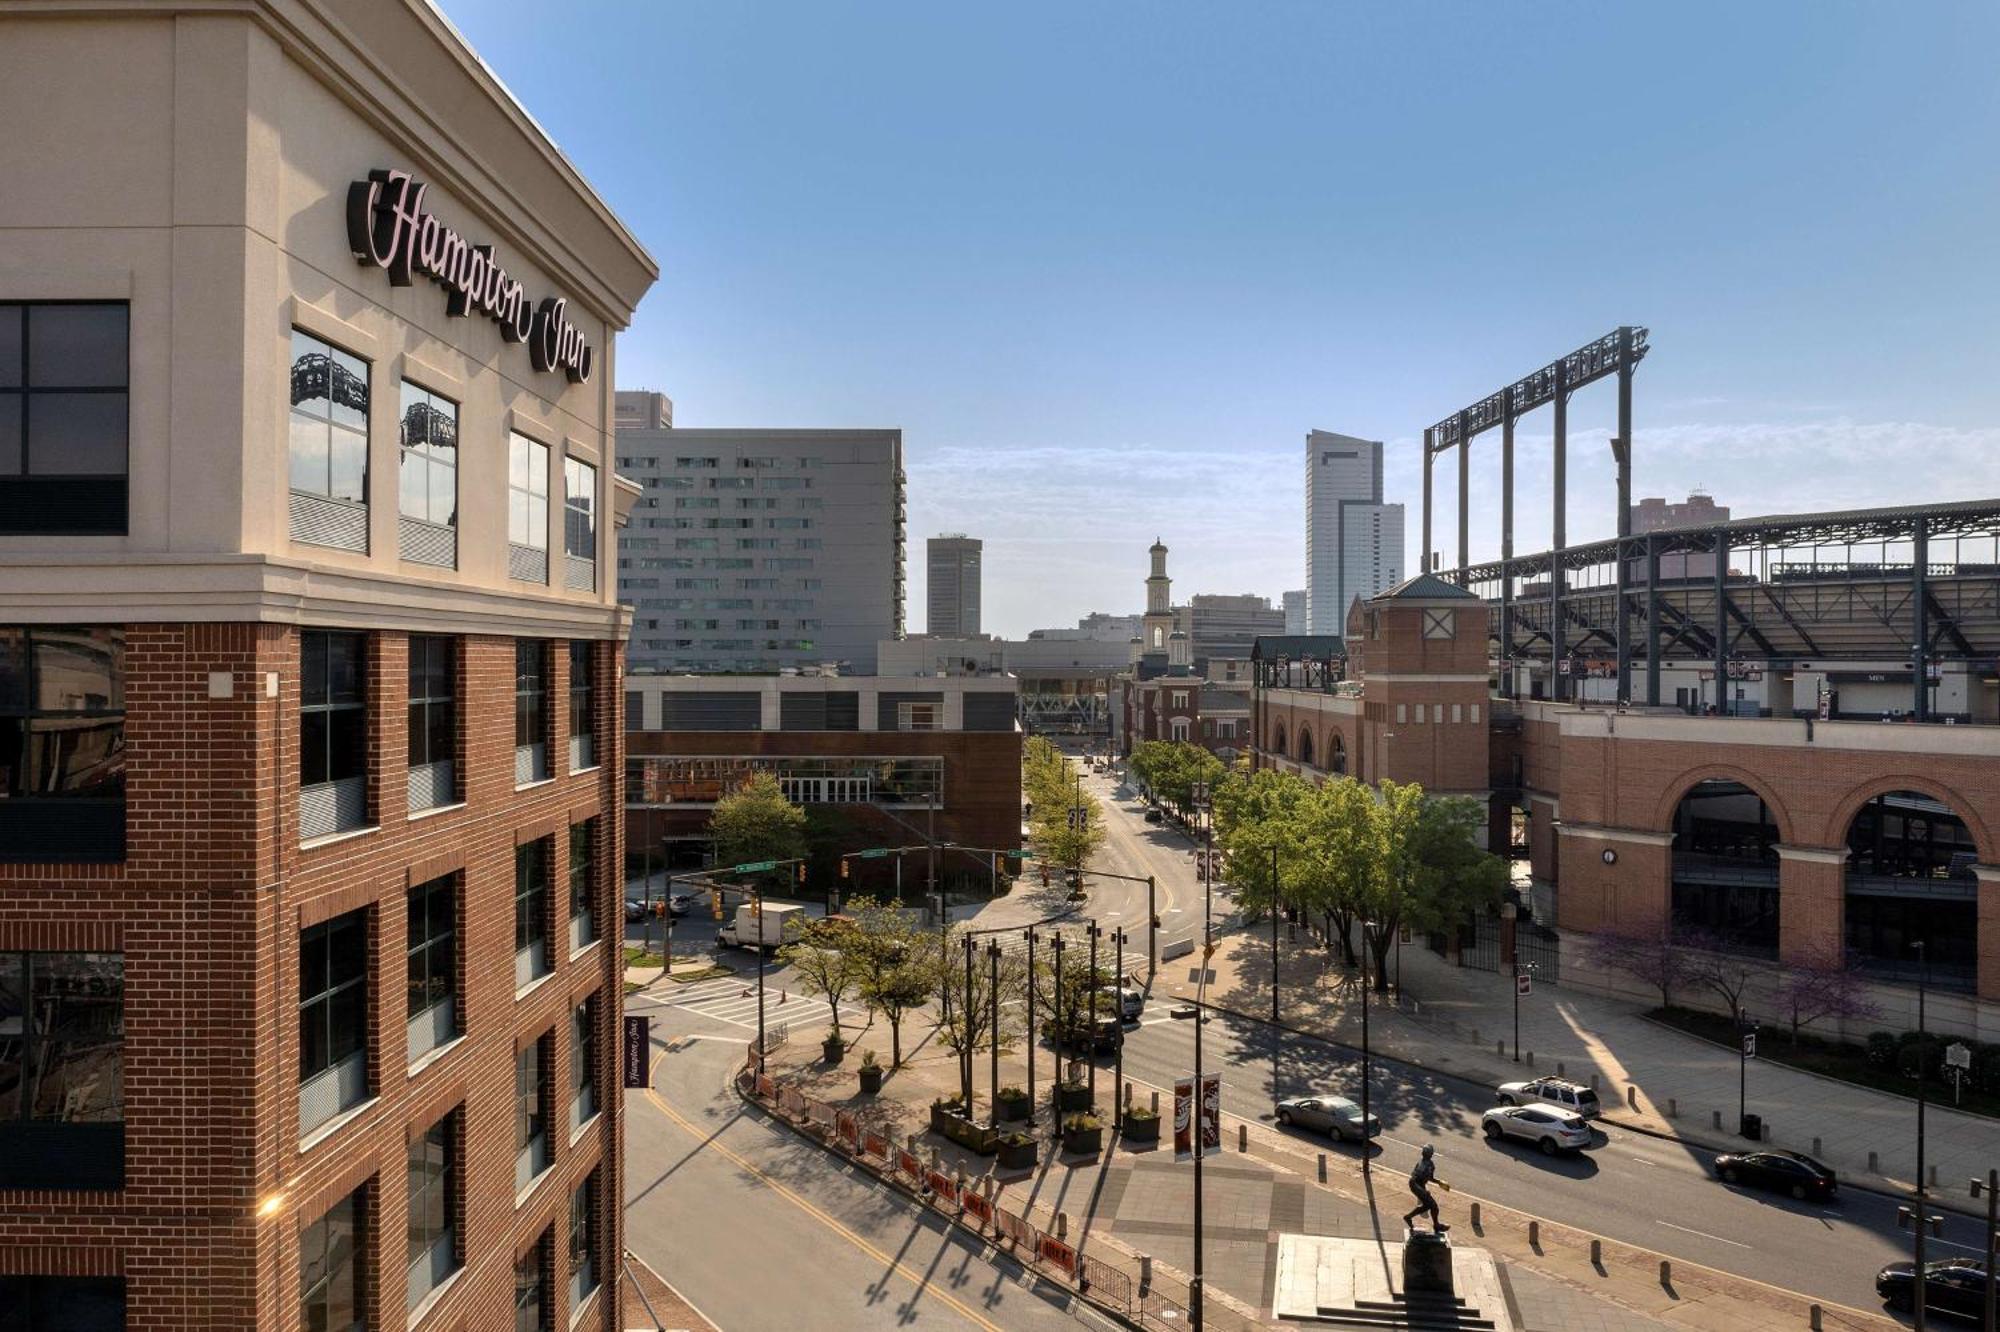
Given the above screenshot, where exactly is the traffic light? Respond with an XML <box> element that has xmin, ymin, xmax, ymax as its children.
<box><xmin>796</xmin><ymin>862</ymin><xmax>807</xmax><ymax>886</ymax></box>
<box><xmin>839</xmin><ymin>857</ymin><xmax>850</xmax><ymax>880</ymax></box>
<box><xmin>710</xmin><ymin>889</ymin><xmax>723</xmax><ymax>920</ymax></box>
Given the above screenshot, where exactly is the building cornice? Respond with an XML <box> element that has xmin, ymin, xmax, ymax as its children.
<box><xmin>1556</xmin><ymin>822</ymin><xmax>1676</xmax><ymax>847</ymax></box>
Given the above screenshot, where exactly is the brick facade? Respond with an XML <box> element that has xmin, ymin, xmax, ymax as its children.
<box><xmin>0</xmin><ymin>627</ymin><xmax>627</xmax><ymax>1330</ymax></box>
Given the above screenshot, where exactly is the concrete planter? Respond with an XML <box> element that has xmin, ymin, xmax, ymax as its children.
<box><xmin>1054</xmin><ymin>1083</ymin><xmax>1091</xmax><ymax>1114</ymax></box>
<box><xmin>996</xmin><ymin>1090</ymin><xmax>1032</xmax><ymax>1122</ymax></box>
<box><xmin>1122</xmin><ymin>1112</ymin><xmax>1160</xmax><ymax>1143</ymax></box>
<box><xmin>858</xmin><ymin>1064</ymin><xmax>883</xmax><ymax>1094</ymax></box>
<box><xmin>996</xmin><ymin>1135</ymin><xmax>1039</xmax><ymax>1170</ymax></box>
<box><xmin>1061</xmin><ymin>1122</ymin><xmax>1103</xmax><ymax>1156</ymax></box>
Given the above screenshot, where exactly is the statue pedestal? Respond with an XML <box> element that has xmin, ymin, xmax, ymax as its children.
<box><xmin>1402</xmin><ymin>1231</ymin><xmax>1455</xmax><ymax>1297</ymax></box>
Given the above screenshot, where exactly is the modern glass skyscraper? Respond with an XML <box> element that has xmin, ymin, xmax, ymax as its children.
<box><xmin>926</xmin><ymin>534</ymin><xmax>982</xmax><ymax>637</ymax></box>
<box><xmin>1305</xmin><ymin>429</ymin><xmax>1405</xmax><ymax>635</ymax></box>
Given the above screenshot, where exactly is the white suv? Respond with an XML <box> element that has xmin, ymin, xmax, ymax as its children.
<box><xmin>1496</xmin><ymin>1076</ymin><xmax>1601</xmax><ymax>1120</ymax></box>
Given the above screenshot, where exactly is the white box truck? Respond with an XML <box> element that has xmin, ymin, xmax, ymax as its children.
<box><xmin>717</xmin><ymin>902</ymin><xmax>803</xmax><ymax>953</ymax></box>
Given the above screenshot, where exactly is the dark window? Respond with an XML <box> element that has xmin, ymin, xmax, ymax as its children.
<box><xmin>625</xmin><ymin>689</ymin><xmax>644</xmax><ymax>732</ymax></box>
<box><xmin>568</xmin><ymin>1167</ymin><xmax>601</xmax><ymax>1308</ymax></box>
<box><xmin>299</xmin><ymin>1187</ymin><xmax>364</xmax><ymax>1332</ymax></box>
<box><xmin>514</xmin><ymin>1231</ymin><xmax>550</xmax><ymax>1332</ymax></box>
<box><xmin>0</xmin><ymin>302</ymin><xmax>129</xmax><ymax>535</ymax></box>
<box><xmin>0</xmin><ymin>1276</ymin><xmax>127</xmax><ymax>1330</ymax></box>
<box><xmin>568</xmin><ymin>641</ymin><xmax>595</xmax><ymax>769</ymax></box>
<box><xmin>571</xmin><ymin>991</ymin><xmax>599</xmax><ymax>1129</ymax></box>
<box><xmin>397</xmin><ymin>382</ymin><xmax>457</xmax><ymax>527</ymax></box>
<box><xmin>406</xmin><ymin>635</ymin><xmax>456</xmax><ymax>771</ymax></box>
<box><xmin>564</xmin><ymin>456</ymin><xmax>597</xmax><ymax>560</ymax></box>
<box><xmin>405</xmin><ymin>874</ymin><xmax>456</xmax><ymax>1041</ymax></box>
<box><xmin>406</xmin><ymin>1108</ymin><xmax>460</xmax><ymax>1309</ymax></box>
<box><xmin>0</xmin><ymin>952</ymin><xmax>124</xmax><ymax>1190</ymax></box>
<box><xmin>515</xmin><ymin>640</ymin><xmax>548</xmax><ymax>783</ymax></box>
<box><xmin>300</xmin><ymin>632</ymin><xmax>368</xmax><ymax>837</ymax></box>
<box><xmin>299</xmin><ymin>910</ymin><xmax>368</xmax><ymax>1129</ymax></box>
<box><xmin>509</xmin><ymin>433</ymin><xmax>549</xmax><ymax>552</ymax></box>
<box><xmin>514</xmin><ymin>1035</ymin><xmax>550</xmax><ymax>1190</ymax></box>
<box><xmin>0</xmin><ymin>626</ymin><xmax>125</xmax><ymax>862</ymax></box>
<box><xmin>289</xmin><ymin>329</ymin><xmax>369</xmax><ymax>505</ymax></box>
<box><xmin>569</xmin><ymin>819</ymin><xmax>597</xmax><ymax>948</ymax></box>
<box><xmin>515</xmin><ymin>838</ymin><xmax>550</xmax><ymax>984</ymax></box>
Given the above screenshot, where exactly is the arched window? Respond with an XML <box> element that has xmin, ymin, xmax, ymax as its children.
<box><xmin>1298</xmin><ymin>729</ymin><xmax>1315</xmax><ymax>768</ymax></box>
<box><xmin>1844</xmin><ymin>789</ymin><xmax>1979</xmax><ymax>989</ymax></box>
<box><xmin>1670</xmin><ymin>779</ymin><xmax>1779</xmax><ymax>957</ymax></box>
<box><xmin>1330</xmin><ymin>733</ymin><xmax>1347</xmax><ymax>775</ymax></box>
<box><xmin>1272</xmin><ymin>722</ymin><xmax>1286</xmax><ymax>757</ymax></box>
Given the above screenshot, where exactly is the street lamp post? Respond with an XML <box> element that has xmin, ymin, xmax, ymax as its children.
<box><xmin>754</xmin><ymin>878</ymin><xmax>767</xmax><ymax>1071</ymax></box>
<box><xmin>1026</xmin><ymin>927</ymin><xmax>1038</xmax><ymax>1113</ymax></box>
<box><xmin>1737</xmin><ymin>1009</ymin><xmax>1757</xmax><ymax>1137</ymax></box>
<box><xmin>1359</xmin><ymin>914</ymin><xmax>1370</xmax><ymax>1177</ymax></box>
<box><xmin>1191</xmin><ymin>779</ymin><xmax>1212</xmax><ymax>1332</ymax></box>
<box><xmin>1270</xmin><ymin>844</ymin><xmax>1280</xmax><ymax>1025</ymax></box>
<box><xmin>988</xmin><ymin>939</ymin><xmax>1002</xmax><ymax>1131</ymax></box>
<box><xmin>1915</xmin><ymin>941</ymin><xmax>1932</xmax><ymax>1331</ymax></box>
<box><xmin>1113</xmin><ymin>925</ymin><xmax>1127</xmax><ymax>1133</ymax></box>
<box><xmin>1087</xmin><ymin>920</ymin><xmax>1102</xmax><ymax>1108</ymax></box>
<box><xmin>1971</xmin><ymin>1169</ymin><xmax>1997</xmax><ymax>1332</ymax></box>
<box><xmin>1052</xmin><ymin>932</ymin><xmax>1067</xmax><ymax>1116</ymax></box>
<box><xmin>962</xmin><ymin>932</ymin><xmax>976</xmax><ymax>1112</ymax></box>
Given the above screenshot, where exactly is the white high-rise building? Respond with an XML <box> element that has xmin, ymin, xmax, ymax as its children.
<box><xmin>1305</xmin><ymin>429</ymin><xmax>1404</xmax><ymax>635</ymax></box>
<box><xmin>1282</xmin><ymin>589</ymin><xmax>1307</xmax><ymax>635</ymax></box>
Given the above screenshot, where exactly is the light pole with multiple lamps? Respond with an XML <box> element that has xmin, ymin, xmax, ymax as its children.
<box><xmin>1190</xmin><ymin>778</ymin><xmax>1213</xmax><ymax>1332</ymax></box>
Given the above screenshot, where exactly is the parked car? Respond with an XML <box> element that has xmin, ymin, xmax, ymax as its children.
<box><xmin>1058</xmin><ymin>1015</ymin><xmax>1125</xmax><ymax>1055</ymax></box>
<box><xmin>1275</xmin><ymin>1094</ymin><xmax>1381</xmax><ymax>1143</ymax></box>
<box><xmin>1875</xmin><ymin>1259</ymin><xmax>1992</xmax><ymax>1318</ymax></box>
<box><xmin>1143</xmin><ymin>809</ymin><xmax>1164</xmax><ymax>824</ymax></box>
<box><xmin>668</xmin><ymin>892</ymin><xmax>696</xmax><ymax>917</ymax></box>
<box><xmin>624</xmin><ymin>897</ymin><xmax>649</xmax><ymax>923</ymax></box>
<box><xmin>1480</xmin><ymin>1104</ymin><xmax>1592</xmax><ymax>1156</ymax></box>
<box><xmin>1713</xmin><ymin>1149</ymin><xmax>1837</xmax><ymax>1200</ymax></box>
<box><xmin>1496</xmin><ymin>1077</ymin><xmax>1601</xmax><ymax>1120</ymax></box>
<box><xmin>1118</xmin><ymin>985</ymin><xmax>1145</xmax><ymax>1021</ymax></box>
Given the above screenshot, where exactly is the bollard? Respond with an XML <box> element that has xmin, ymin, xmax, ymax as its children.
<box><xmin>1589</xmin><ymin>1072</ymin><xmax>1600</xmax><ymax>1090</ymax></box>
<box><xmin>1056</xmin><ymin>1211</ymin><xmax>1069</xmax><ymax>1239</ymax></box>
<box><xmin>1318</xmin><ymin>1153</ymin><xmax>1327</xmax><ymax>1183</ymax></box>
<box><xmin>1810</xmin><ymin>1303</ymin><xmax>1823</xmax><ymax>1331</ymax></box>
<box><xmin>1151</xmin><ymin>1090</ymin><xmax>1160</xmax><ymax>1115</ymax></box>
<box><xmin>1527</xmin><ymin>1052</ymin><xmax>1536</xmax><ymax>1069</ymax></box>
<box><xmin>1497</xmin><ymin>1039</ymin><xmax>1506</xmax><ymax>1058</ymax></box>
<box><xmin>1472</xmin><ymin>1027</ymin><xmax>1480</xmax><ymax>1047</ymax></box>
<box><xmin>1812</xmin><ymin>1137</ymin><xmax>1822</xmax><ymax>1159</ymax></box>
<box><xmin>1627</xmin><ymin>1085</ymin><xmax>1638</xmax><ymax>1110</ymax></box>
<box><xmin>1239</xmin><ymin>1124</ymin><xmax>1248</xmax><ymax>1152</ymax></box>
<box><xmin>907</xmin><ymin>1132</ymin><xmax>920</xmax><ymax>1153</ymax></box>
<box><xmin>1557</xmin><ymin>1061</ymin><xmax>1566</xmax><ymax>1077</ymax></box>
<box><xmin>1124</xmin><ymin>1081</ymin><xmax>1133</xmax><ymax>1106</ymax></box>
<box><xmin>1761</xmin><ymin>1120</ymin><xmax>1772</xmax><ymax>1142</ymax></box>
<box><xmin>1930</xmin><ymin>1164</ymin><xmax>1938</xmax><ymax>1188</ymax></box>
<box><xmin>1591</xmin><ymin>1239</ymin><xmax>1602</xmax><ymax>1266</ymax></box>
<box><xmin>1139</xmin><ymin>1254</ymin><xmax>1153</xmax><ymax>1296</ymax></box>
<box><xmin>1659</xmin><ymin>1259</ymin><xmax>1671</xmax><ymax>1286</ymax></box>
<box><xmin>1667</xmin><ymin>1097</ymin><xmax>1677</xmax><ymax>1118</ymax></box>
<box><xmin>1469</xmin><ymin>1202</ymin><xmax>1481</xmax><ymax>1230</ymax></box>
<box><xmin>1528</xmin><ymin>1220</ymin><xmax>1540</xmax><ymax>1247</ymax></box>
<box><xmin>1868</xmin><ymin>1150</ymin><xmax>1879</xmax><ymax>1173</ymax></box>
<box><xmin>1712</xmin><ymin>1109</ymin><xmax>1722</xmax><ymax>1130</ymax></box>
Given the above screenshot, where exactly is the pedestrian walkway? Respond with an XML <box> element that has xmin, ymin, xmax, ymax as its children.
<box><xmin>1179</xmin><ymin>920</ymin><xmax>1999</xmax><ymax>1217</ymax></box>
<box><xmin>661</xmin><ymin>975</ymin><xmax>868</xmax><ymax>1033</ymax></box>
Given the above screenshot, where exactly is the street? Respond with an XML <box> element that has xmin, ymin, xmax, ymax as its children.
<box><xmin>623</xmin><ymin>997</ymin><xmax>1119</xmax><ymax>1332</ymax></box>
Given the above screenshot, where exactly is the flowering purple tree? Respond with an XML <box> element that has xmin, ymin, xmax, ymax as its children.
<box><xmin>1584</xmin><ymin>927</ymin><xmax>1700</xmax><ymax>1012</ymax></box>
<box><xmin>1774</xmin><ymin>946</ymin><xmax>1882</xmax><ymax>1044</ymax></box>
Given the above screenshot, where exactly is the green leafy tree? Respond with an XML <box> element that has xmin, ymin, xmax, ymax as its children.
<box><xmin>708</xmin><ymin>772</ymin><xmax>808</xmax><ymax>885</ymax></box>
<box><xmin>1213</xmin><ymin>767</ymin><xmax>1313</xmax><ymax>919</ymax></box>
<box><xmin>935</xmin><ymin>928</ymin><xmax>1028</xmax><ymax>1105</ymax></box>
<box><xmin>778</xmin><ymin>912</ymin><xmax>864</xmax><ymax>1035</ymax></box>
<box><xmin>1308</xmin><ymin>775</ymin><xmax>1385</xmax><ymax>967</ymax></box>
<box><xmin>1131</xmin><ymin>740</ymin><xmax>1225</xmax><ymax>815</ymax></box>
<box><xmin>1364</xmin><ymin>785</ymin><xmax>1507</xmax><ymax>993</ymax></box>
<box><xmin>848</xmin><ymin>896</ymin><xmax>937</xmax><ymax>1068</ymax></box>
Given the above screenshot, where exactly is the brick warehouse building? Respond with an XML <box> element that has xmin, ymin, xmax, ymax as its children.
<box><xmin>0</xmin><ymin>3</ymin><xmax>655</xmax><ymax>1329</ymax></box>
<box><xmin>1253</xmin><ymin>576</ymin><xmax>2000</xmax><ymax>1041</ymax></box>
<box><xmin>625</xmin><ymin>673</ymin><xmax>1024</xmax><ymax>898</ymax></box>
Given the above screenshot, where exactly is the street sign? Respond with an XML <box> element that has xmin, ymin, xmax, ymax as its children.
<box><xmin>733</xmin><ymin>860</ymin><xmax>778</xmax><ymax>873</ymax></box>
<box><xmin>858</xmin><ymin>848</ymin><xmax>890</xmax><ymax>860</ymax></box>
<box><xmin>1516</xmin><ymin>971</ymin><xmax>1532</xmax><ymax>998</ymax></box>
<box><xmin>1945</xmin><ymin>1041</ymin><xmax>1972</xmax><ymax>1070</ymax></box>
<box><xmin>1742</xmin><ymin>1033</ymin><xmax>1757</xmax><ymax>1060</ymax></box>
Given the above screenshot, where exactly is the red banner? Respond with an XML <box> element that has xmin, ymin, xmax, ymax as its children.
<box><xmin>834</xmin><ymin>1111</ymin><xmax>858</xmax><ymax>1147</ymax></box>
<box><xmin>995</xmin><ymin>1209</ymin><xmax>1033</xmax><ymax>1246</ymax></box>
<box><xmin>927</xmin><ymin>1171</ymin><xmax>960</xmax><ymax>1206</ymax></box>
<box><xmin>1176</xmin><ymin>1074</ymin><xmax>1221</xmax><ymax>1157</ymax></box>
<box><xmin>1038</xmin><ymin>1234</ymin><xmax>1077</xmax><ymax>1275</ymax></box>
<box><xmin>896</xmin><ymin>1150</ymin><xmax>921</xmax><ymax>1180</ymax></box>
<box><xmin>1174</xmin><ymin>1077</ymin><xmax>1193</xmax><ymax>1159</ymax></box>
<box><xmin>863</xmin><ymin>1131</ymin><xmax>890</xmax><ymax>1160</ymax></box>
<box><xmin>962</xmin><ymin>1192</ymin><xmax>992</xmax><ymax>1226</ymax></box>
<box><xmin>1199</xmin><ymin>1073</ymin><xmax>1222</xmax><ymax>1156</ymax></box>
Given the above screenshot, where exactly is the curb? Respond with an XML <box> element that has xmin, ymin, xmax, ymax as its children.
<box><xmin>1190</xmin><ymin>994</ymin><xmax>1989</xmax><ymax>1223</ymax></box>
<box><xmin>731</xmin><ymin>1074</ymin><xmax>1154</xmax><ymax>1332</ymax></box>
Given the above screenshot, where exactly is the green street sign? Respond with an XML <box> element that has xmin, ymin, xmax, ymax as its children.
<box><xmin>1010</xmin><ymin>850</ymin><xmax>1036</xmax><ymax>860</ymax></box>
<box><xmin>858</xmin><ymin>848</ymin><xmax>891</xmax><ymax>860</ymax></box>
<box><xmin>732</xmin><ymin>860</ymin><xmax>778</xmax><ymax>873</ymax></box>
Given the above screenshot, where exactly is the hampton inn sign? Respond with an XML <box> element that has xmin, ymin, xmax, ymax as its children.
<box><xmin>347</xmin><ymin>167</ymin><xmax>595</xmax><ymax>383</ymax></box>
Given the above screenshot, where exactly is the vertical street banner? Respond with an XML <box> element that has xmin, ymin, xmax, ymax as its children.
<box><xmin>622</xmin><ymin>1014</ymin><xmax>650</xmax><ymax>1088</ymax></box>
<box><xmin>1173</xmin><ymin>1076</ymin><xmax>1194</xmax><ymax>1159</ymax></box>
<box><xmin>1199</xmin><ymin>1073</ymin><xmax>1222</xmax><ymax>1157</ymax></box>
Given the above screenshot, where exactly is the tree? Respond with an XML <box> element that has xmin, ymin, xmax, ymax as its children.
<box><xmin>1683</xmin><ymin>930</ymin><xmax>1756</xmax><ymax>1024</ymax></box>
<box><xmin>1774</xmin><ymin>946</ymin><xmax>1883</xmax><ymax>1044</ymax></box>
<box><xmin>1212</xmin><ymin>767</ymin><xmax>1313</xmax><ymax>921</ymax></box>
<box><xmin>1585</xmin><ymin>927</ymin><xmax>1698</xmax><ymax>1011</ymax></box>
<box><xmin>1028</xmin><ymin>926</ymin><xmax>1121</xmax><ymax>1034</ymax></box>
<box><xmin>778</xmin><ymin>912</ymin><xmax>863</xmax><ymax>1036</ymax></box>
<box><xmin>1364</xmin><ymin>785</ymin><xmax>1507</xmax><ymax>993</ymax></box>
<box><xmin>934</xmin><ymin>928</ymin><xmax>1028</xmax><ymax>1106</ymax></box>
<box><xmin>1130</xmin><ymin>740</ymin><xmax>1225</xmax><ymax>816</ymax></box>
<box><xmin>848</xmin><ymin>897</ymin><xmax>937</xmax><ymax>1068</ymax></box>
<box><xmin>1313</xmin><ymin>776</ymin><xmax>1386</xmax><ymax>968</ymax></box>
<box><xmin>708</xmin><ymin>772</ymin><xmax>807</xmax><ymax>882</ymax></box>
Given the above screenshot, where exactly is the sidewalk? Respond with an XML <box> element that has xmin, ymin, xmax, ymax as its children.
<box><xmin>1172</xmin><ymin>919</ymin><xmax>1997</xmax><ymax>1216</ymax></box>
<box><xmin>746</xmin><ymin>1012</ymin><xmax>1893</xmax><ymax>1331</ymax></box>
<box><xmin>620</xmin><ymin>1251</ymin><xmax>720</xmax><ymax>1332</ymax></box>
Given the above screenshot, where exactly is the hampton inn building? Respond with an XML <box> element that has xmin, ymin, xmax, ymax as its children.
<box><xmin>0</xmin><ymin>2</ymin><xmax>656</xmax><ymax>1328</ymax></box>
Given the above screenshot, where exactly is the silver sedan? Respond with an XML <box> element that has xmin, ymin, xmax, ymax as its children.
<box><xmin>1480</xmin><ymin>1104</ymin><xmax>1592</xmax><ymax>1156</ymax></box>
<box><xmin>1275</xmin><ymin>1094</ymin><xmax>1382</xmax><ymax>1142</ymax></box>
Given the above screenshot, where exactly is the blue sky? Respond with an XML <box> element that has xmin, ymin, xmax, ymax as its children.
<box><xmin>445</xmin><ymin>1</ymin><xmax>2000</xmax><ymax>637</ymax></box>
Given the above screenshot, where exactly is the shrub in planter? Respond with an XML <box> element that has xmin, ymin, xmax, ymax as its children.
<box><xmin>1898</xmin><ymin>1035</ymin><xmax>1943</xmax><ymax>1083</ymax></box>
<box><xmin>996</xmin><ymin>1131</ymin><xmax>1039</xmax><ymax>1170</ymax></box>
<box><xmin>1121</xmin><ymin>1106</ymin><xmax>1160</xmax><ymax>1143</ymax></box>
<box><xmin>822</xmin><ymin>1030</ymin><xmax>847</xmax><ymax>1065</ymax></box>
<box><xmin>858</xmin><ymin>1049</ymin><xmax>883</xmax><ymax>1094</ymax></box>
<box><xmin>1055</xmin><ymin>1081</ymin><xmax>1091</xmax><ymax>1113</ymax></box>
<box><xmin>929</xmin><ymin>1099</ymin><xmax>999</xmax><ymax>1155</ymax></box>
<box><xmin>1865</xmin><ymin>1031</ymin><xmax>1899</xmax><ymax>1068</ymax></box>
<box><xmin>995</xmin><ymin>1085</ymin><xmax>1031</xmax><ymax>1122</ymax></box>
<box><xmin>1060</xmin><ymin>1113</ymin><xmax>1103</xmax><ymax>1155</ymax></box>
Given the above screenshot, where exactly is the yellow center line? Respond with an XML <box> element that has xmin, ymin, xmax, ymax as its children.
<box><xmin>638</xmin><ymin>1052</ymin><xmax>1008</xmax><ymax>1332</ymax></box>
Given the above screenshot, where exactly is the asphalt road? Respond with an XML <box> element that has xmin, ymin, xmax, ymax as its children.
<box><xmin>622</xmin><ymin>997</ymin><xmax>1118</xmax><ymax>1332</ymax></box>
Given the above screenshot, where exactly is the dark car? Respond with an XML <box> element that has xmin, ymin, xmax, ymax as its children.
<box><xmin>624</xmin><ymin>897</ymin><xmax>649</xmax><ymax>923</ymax></box>
<box><xmin>1143</xmin><ymin>809</ymin><xmax>1164</xmax><ymax>824</ymax></box>
<box><xmin>1057</xmin><ymin>1016</ymin><xmax>1125</xmax><ymax>1055</ymax></box>
<box><xmin>1875</xmin><ymin>1259</ymin><xmax>1992</xmax><ymax>1318</ymax></box>
<box><xmin>1712</xmin><ymin>1149</ymin><xmax>1836</xmax><ymax>1200</ymax></box>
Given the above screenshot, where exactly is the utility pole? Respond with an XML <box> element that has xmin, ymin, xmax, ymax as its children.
<box><xmin>1113</xmin><ymin>925</ymin><xmax>1127</xmax><ymax>1133</ymax></box>
<box><xmin>1147</xmin><ymin>875</ymin><xmax>1158</xmax><ymax>980</ymax></box>
<box><xmin>1026</xmin><ymin>928</ymin><xmax>1038</xmax><ymax>1112</ymax></box>
<box><xmin>1191</xmin><ymin>779</ymin><xmax>1212</xmax><ymax>1332</ymax></box>
<box><xmin>962</xmin><ymin>931</ymin><xmax>976</xmax><ymax>1112</ymax></box>
<box><xmin>1360</xmin><ymin>916</ymin><xmax>1370</xmax><ymax>1177</ymax></box>
<box><xmin>1270</xmin><ymin>844</ymin><xmax>1280</xmax><ymax>1025</ymax></box>
<box><xmin>754</xmin><ymin>878</ymin><xmax>767</xmax><ymax>1073</ymax></box>
<box><xmin>1052</xmin><ymin>932</ymin><xmax>1067</xmax><ymax>1115</ymax></box>
<box><xmin>988</xmin><ymin>939</ymin><xmax>1002</xmax><ymax>1131</ymax></box>
<box><xmin>1738</xmin><ymin>1010</ymin><xmax>1756</xmax><ymax>1136</ymax></box>
<box><xmin>1087</xmin><ymin>920</ymin><xmax>1102</xmax><ymax>1108</ymax></box>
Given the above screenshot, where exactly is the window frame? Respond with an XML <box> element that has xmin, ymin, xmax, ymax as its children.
<box><xmin>514</xmin><ymin>1231</ymin><xmax>550</xmax><ymax>1332</ymax></box>
<box><xmin>571</xmin><ymin>990</ymin><xmax>599</xmax><ymax>1130</ymax></box>
<box><xmin>405</xmin><ymin>874</ymin><xmax>457</xmax><ymax>1051</ymax></box>
<box><xmin>564</xmin><ymin>455</ymin><xmax>597</xmax><ymax>561</ymax></box>
<box><xmin>568</xmin><ymin>818</ymin><xmax>597</xmax><ymax>951</ymax></box>
<box><xmin>508</xmin><ymin>432</ymin><xmax>550</xmax><ymax>554</ymax></box>
<box><xmin>568</xmin><ymin>641</ymin><xmax>595</xmax><ymax>770</ymax></box>
<box><xmin>396</xmin><ymin>380</ymin><xmax>458</xmax><ymax>529</ymax></box>
<box><xmin>299</xmin><ymin>630</ymin><xmax>368</xmax><ymax>792</ymax></box>
<box><xmin>568</xmin><ymin>1167</ymin><xmax>601</xmax><ymax>1308</ymax></box>
<box><xmin>514</xmin><ymin>1034</ymin><xmax>552</xmax><ymax>1192</ymax></box>
<box><xmin>515</xmin><ymin>838</ymin><xmax>551</xmax><ymax>985</ymax></box>
<box><xmin>298</xmin><ymin>910</ymin><xmax>369</xmax><ymax>1125</ymax></box>
<box><xmin>288</xmin><ymin>327</ymin><xmax>370</xmax><ymax>507</ymax></box>
<box><xmin>0</xmin><ymin>626</ymin><xmax>127</xmax><ymax>863</ymax></box>
<box><xmin>406</xmin><ymin>634</ymin><xmax>456</xmax><ymax>773</ymax></box>
<box><xmin>0</xmin><ymin>950</ymin><xmax>126</xmax><ymax>1191</ymax></box>
<box><xmin>406</xmin><ymin>1107</ymin><xmax>461</xmax><ymax>1309</ymax></box>
<box><xmin>0</xmin><ymin>301</ymin><xmax>131</xmax><ymax>536</ymax></box>
<box><xmin>299</xmin><ymin>1186</ymin><xmax>365</xmax><ymax>1332</ymax></box>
